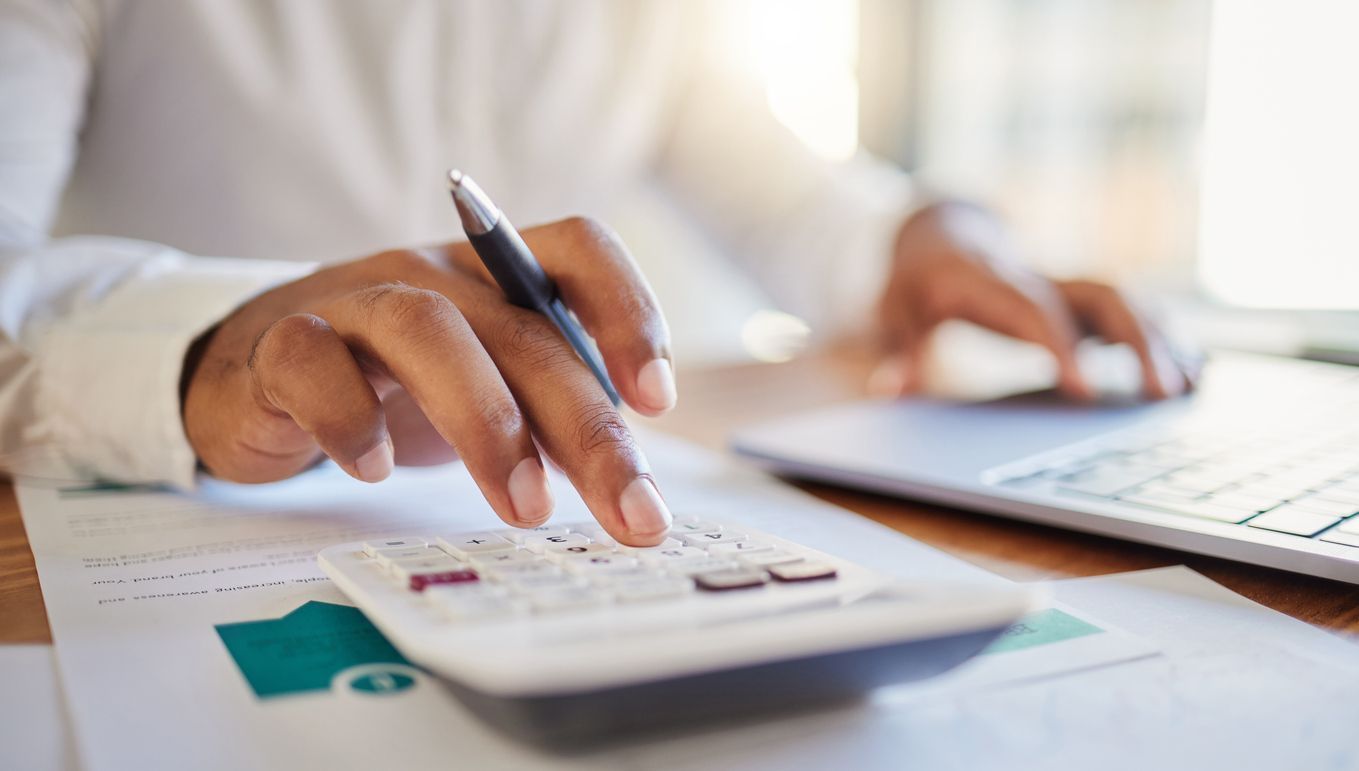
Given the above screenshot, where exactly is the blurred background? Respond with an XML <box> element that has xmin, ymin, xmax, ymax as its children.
<box><xmin>661</xmin><ymin>0</ymin><xmax>1359</xmax><ymax>369</ymax></box>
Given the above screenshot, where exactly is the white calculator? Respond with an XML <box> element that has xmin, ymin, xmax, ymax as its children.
<box><xmin>319</xmin><ymin>516</ymin><xmax>1035</xmax><ymax>742</ymax></box>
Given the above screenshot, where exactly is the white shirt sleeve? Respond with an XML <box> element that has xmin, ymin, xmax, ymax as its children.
<box><xmin>655</xmin><ymin>5</ymin><xmax>916</xmax><ymax>339</ymax></box>
<box><xmin>0</xmin><ymin>1</ymin><xmax>313</xmax><ymax>488</ymax></box>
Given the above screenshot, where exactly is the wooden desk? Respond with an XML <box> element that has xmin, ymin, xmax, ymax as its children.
<box><xmin>4</xmin><ymin>346</ymin><xmax>1359</xmax><ymax>644</ymax></box>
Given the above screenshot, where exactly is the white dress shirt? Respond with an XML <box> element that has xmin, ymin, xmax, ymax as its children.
<box><xmin>0</xmin><ymin>0</ymin><xmax>913</xmax><ymax>488</ymax></box>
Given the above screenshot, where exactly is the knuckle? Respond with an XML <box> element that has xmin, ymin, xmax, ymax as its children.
<box><xmin>569</xmin><ymin>399</ymin><xmax>636</xmax><ymax>461</ymax></box>
<box><xmin>920</xmin><ymin>282</ymin><xmax>962</xmax><ymax>319</ymax></box>
<box><xmin>558</xmin><ymin>215</ymin><xmax>614</xmax><ymax>247</ymax></box>
<box><xmin>1089</xmin><ymin>281</ymin><xmax>1124</xmax><ymax>304</ymax></box>
<box><xmin>494</xmin><ymin>312</ymin><xmax>576</xmax><ymax>370</ymax></box>
<box><xmin>250</xmin><ymin>314</ymin><xmax>331</xmax><ymax>373</ymax></box>
<box><xmin>467</xmin><ymin>386</ymin><xmax>525</xmax><ymax>438</ymax></box>
<box><xmin>363</xmin><ymin>284</ymin><xmax>462</xmax><ymax>335</ymax></box>
<box><xmin>367</xmin><ymin>249</ymin><xmax>437</xmax><ymax>278</ymax></box>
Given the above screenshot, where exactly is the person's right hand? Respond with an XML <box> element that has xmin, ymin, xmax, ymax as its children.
<box><xmin>181</xmin><ymin>217</ymin><xmax>678</xmax><ymax>546</ymax></box>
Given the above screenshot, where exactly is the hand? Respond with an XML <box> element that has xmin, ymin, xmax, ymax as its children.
<box><xmin>875</xmin><ymin>203</ymin><xmax>1198</xmax><ymax>400</ymax></box>
<box><xmin>182</xmin><ymin>218</ymin><xmax>678</xmax><ymax>545</ymax></box>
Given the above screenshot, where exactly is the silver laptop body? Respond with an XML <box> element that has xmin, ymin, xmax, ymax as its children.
<box><xmin>732</xmin><ymin>352</ymin><xmax>1359</xmax><ymax>583</ymax></box>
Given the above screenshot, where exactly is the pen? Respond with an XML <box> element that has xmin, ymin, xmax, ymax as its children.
<box><xmin>447</xmin><ymin>169</ymin><xmax>622</xmax><ymax>406</ymax></box>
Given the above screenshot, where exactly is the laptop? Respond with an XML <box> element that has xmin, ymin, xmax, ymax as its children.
<box><xmin>732</xmin><ymin>350</ymin><xmax>1359</xmax><ymax>583</ymax></box>
<box><xmin>732</xmin><ymin>6</ymin><xmax>1359</xmax><ymax>583</ymax></box>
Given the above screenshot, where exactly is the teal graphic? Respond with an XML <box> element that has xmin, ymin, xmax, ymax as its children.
<box><xmin>58</xmin><ymin>480</ymin><xmax>172</xmax><ymax>497</ymax></box>
<box><xmin>216</xmin><ymin>601</ymin><xmax>412</xmax><ymax>698</ymax></box>
<box><xmin>984</xmin><ymin>608</ymin><xmax>1103</xmax><ymax>654</ymax></box>
<box><xmin>346</xmin><ymin>669</ymin><xmax>418</xmax><ymax>694</ymax></box>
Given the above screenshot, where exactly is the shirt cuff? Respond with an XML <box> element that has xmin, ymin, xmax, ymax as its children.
<box><xmin>35</xmin><ymin>251</ymin><xmax>316</xmax><ymax>489</ymax></box>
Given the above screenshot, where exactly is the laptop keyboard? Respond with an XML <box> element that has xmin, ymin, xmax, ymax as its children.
<box><xmin>992</xmin><ymin>423</ymin><xmax>1359</xmax><ymax>547</ymax></box>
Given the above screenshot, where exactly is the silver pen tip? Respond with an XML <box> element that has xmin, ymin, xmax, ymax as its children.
<box><xmin>446</xmin><ymin>169</ymin><xmax>501</xmax><ymax>235</ymax></box>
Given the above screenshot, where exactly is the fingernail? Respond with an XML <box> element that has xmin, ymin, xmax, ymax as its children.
<box><xmin>354</xmin><ymin>438</ymin><xmax>394</xmax><ymax>483</ymax></box>
<box><xmin>618</xmin><ymin>477</ymin><xmax>672</xmax><ymax>538</ymax></box>
<box><xmin>636</xmin><ymin>358</ymin><xmax>677</xmax><ymax>412</ymax></box>
<box><xmin>508</xmin><ymin>456</ymin><xmax>554</xmax><ymax>523</ymax></box>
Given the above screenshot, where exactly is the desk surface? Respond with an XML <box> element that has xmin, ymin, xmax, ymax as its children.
<box><xmin>5</xmin><ymin>346</ymin><xmax>1359</xmax><ymax>644</ymax></box>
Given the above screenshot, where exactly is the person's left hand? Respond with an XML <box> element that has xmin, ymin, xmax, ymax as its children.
<box><xmin>874</xmin><ymin>202</ymin><xmax>1199</xmax><ymax>400</ymax></box>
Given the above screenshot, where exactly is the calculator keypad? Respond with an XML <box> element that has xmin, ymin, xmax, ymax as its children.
<box><xmin>367</xmin><ymin>517</ymin><xmax>839</xmax><ymax>621</ymax></box>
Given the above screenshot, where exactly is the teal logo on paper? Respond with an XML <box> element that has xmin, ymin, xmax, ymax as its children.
<box><xmin>216</xmin><ymin>601</ymin><xmax>415</xmax><ymax>699</ymax></box>
<box><xmin>984</xmin><ymin>608</ymin><xmax>1103</xmax><ymax>654</ymax></box>
<box><xmin>337</xmin><ymin>665</ymin><xmax>419</xmax><ymax>695</ymax></box>
<box><xmin>57</xmin><ymin>480</ymin><xmax>172</xmax><ymax>497</ymax></box>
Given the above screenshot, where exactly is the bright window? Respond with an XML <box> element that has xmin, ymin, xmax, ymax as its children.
<box><xmin>1197</xmin><ymin>1</ymin><xmax>1359</xmax><ymax>309</ymax></box>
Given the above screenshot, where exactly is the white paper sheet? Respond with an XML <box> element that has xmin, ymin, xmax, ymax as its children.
<box><xmin>0</xmin><ymin>644</ymin><xmax>79</xmax><ymax>771</ymax></box>
<box><xmin>626</xmin><ymin>566</ymin><xmax>1359</xmax><ymax>771</ymax></box>
<box><xmin>17</xmin><ymin>430</ymin><xmax>1148</xmax><ymax>771</ymax></box>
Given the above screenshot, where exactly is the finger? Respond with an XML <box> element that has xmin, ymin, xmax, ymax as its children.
<box><xmin>319</xmin><ymin>279</ymin><xmax>553</xmax><ymax>526</ymax></box>
<box><xmin>452</xmin><ymin>217</ymin><xmax>676</xmax><ymax>416</ymax></box>
<box><xmin>948</xmin><ymin>277</ymin><xmax>1094</xmax><ymax>400</ymax></box>
<box><xmin>872</xmin><ymin>297</ymin><xmax>929</xmax><ymax>397</ymax></box>
<box><xmin>454</xmin><ymin>280</ymin><xmax>672</xmax><ymax>546</ymax></box>
<box><xmin>382</xmin><ymin>389</ymin><xmax>459</xmax><ymax>466</ymax></box>
<box><xmin>1058</xmin><ymin>281</ymin><xmax>1187</xmax><ymax>400</ymax></box>
<box><xmin>246</xmin><ymin>313</ymin><xmax>392</xmax><ymax>483</ymax></box>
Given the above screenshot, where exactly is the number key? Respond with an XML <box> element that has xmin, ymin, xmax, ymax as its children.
<box><xmin>681</xmin><ymin>531</ymin><xmax>748</xmax><ymax>548</ymax></box>
<box><xmin>523</xmin><ymin>532</ymin><xmax>591</xmax><ymax>553</ymax></box>
<box><xmin>671</xmin><ymin>520</ymin><xmax>722</xmax><ymax>536</ymax></box>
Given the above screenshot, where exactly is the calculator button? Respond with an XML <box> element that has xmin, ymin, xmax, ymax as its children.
<box><xmin>562</xmin><ymin>554</ymin><xmax>640</xmax><ymax>574</ymax></box>
<box><xmin>695</xmin><ymin>569</ymin><xmax>768</xmax><ymax>592</ymax></box>
<box><xmin>708</xmin><ymin>540</ymin><xmax>773</xmax><ymax>556</ymax></box>
<box><xmin>584</xmin><ymin>566</ymin><xmax>657</xmax><ymax>585</ymax></box>
<box><xmin>670</xmin><ymin>520</ymin><xmax>722</xmax><ymax>536</ymax></box>
<box><xmin>505</xmin><ymin>572</ymin><xmax>586</xmax><ymax>591</ymax></box>
<box><xmin>523</xmin><ymin>586</ymin><xmax>604</xmax><ymax>613</ymax></box>
<box><xmin>426</xmin><ymin>585</ymin><xmax>518</xmax><ymax>621</ymax></box>
<box><xmin>481</xmin><ymin>562</ymin><xmax>560</xmax><ymax>580</ymax></box>
<box><xmin>636</xmin><ymin>546</ymin><xmax>708</xmax><ymax>566</ymax></box>
<box><xmin>363</xmin><ymin>537</ymin><xmax>428</xmax><ymax>556</ymax></box>
<box><xmin>542</xmin><ymin>542</ymin><xmax>614</xmax><ymax>562</ymax></box>
<box><xmin>563</xmin><ymin>523</ymin><xmax>618</xmax><ymax>546</ymax></box>
<box><xmin>409</xmin><ymin>569</ymin><xmax>479</xmax><ymax>592</ymax></box>
<box><xmin>496</xmin><ymin>525</ymin><xmax>570</xmax><ymax>544</ymax></box>
<box><xmin>682</xmin><ymin>531</ymin><xmax>749</xmax><ymax>548</ymax></box>
<box><xmin>523</xmin><ymin>532</ymin><xmax>591</xmax><ymax>553</ymax></box>
<box><xmin>614</xmin><ymin>537</ymin><xmax>683</xmax><ymax>554</ymax></box>
<box><xmin>611</xmin><ymin>577</ymin><xmax>695</xmax><ymax>603</ymax></box>
<box><xmin>437</xmin><ymin>532</ymin><xmax>516</xmax><ymax>559</ymax></box>
<box><xmin>389</xmin><ymin>556</ymin><xmax>464</xmax><ymax>582</ymax></box>
<box><xmin>667</xmin><ymin>557</ymin><xmax>740</xmax><ymax>577</ymax></box>
<box><xmin>425</xmin><ymin>582</ymin><xmax>508</xmax><ymax>600</ymax></box>
<box><xmin>739</xmin><ymin>550</ymin><xmax>803</xmax><ymax>568</ymax></box>
<box><xmin>467</xmin><ymin>549</ymin><xmax>537</xmax><ymax>566</ymax></box>
<box><xmin>372</xmin><ymin>546</ymin><xmax>441</xmax><ymax>567</ymax></box>
<box><xmin>767</xmin><ymin>562</ymin><xmax>838</xmax><ymax>583</ymax></box>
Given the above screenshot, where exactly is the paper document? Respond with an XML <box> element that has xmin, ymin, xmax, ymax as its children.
<box><xmin>0</xmin><ymin>644</ymin><xmax>79</xmax><ymax>771</ymax></box>
<box><xmin>18</xmin><ymin>430</ymin><xmax>1147</xmax><ymax>771</ymax></box>
<box><xmin>629</xmin><ymin>567</ymin><xmax>1359</xmax><ymax>771</ymax></box>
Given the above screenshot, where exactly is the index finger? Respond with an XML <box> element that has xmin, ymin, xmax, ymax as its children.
<box><xmin>448</xmin><ymin>279</ymin><xmax>673</xmax><ymax>546</ymax></box>
<box><xmin>449</xmin><ymin>217</ymin><xmax>676</xmax><ymax>417</ymax></box>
